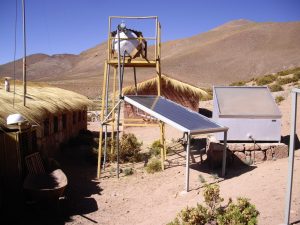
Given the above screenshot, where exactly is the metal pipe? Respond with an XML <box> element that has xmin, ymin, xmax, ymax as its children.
<box><xmin>111</xmin><ymin>67</ymin><xmax>117</xmax><ymax>154</ymax></box>
<box><xmin>22</xmin><ymin>0</ymin><xmax>26</xmax><ymax>106</ymax></box>
<box><xmin>116</xmin><ymin>27</ymin><xmax>122</xmax><ymax>178</ymax></box>
<box><xmin>110</xmin><ymin>37</ymin><xmax>157</xmax><ymax>40</ymax></box>
<box><xmin>109</xmin><ymin>16</ymin><xmax>157</xmax><ymax>19</ymax></box>
<box><xmin>101</xmin><ymin>99</ymin><xmax>122</xmax><ymax>125</ymax></box>
<box><xmin>185</xmin><ymin>133</ymin><xmax>191</xmax><ymax>192</ymax></box>
<box><xmin>222</xmin><ymin>131</ymin><xmax>228</xmax><ymax>177</ymax></box>
<box><xmin>103</xmin><ymin>66</ymin><xmax>111</xmax><ymax>170</ymax></box>
<box><xmin>284</xmin><ymin>91</ymin><xmax>298</xmax><ymax>224</ymax></box>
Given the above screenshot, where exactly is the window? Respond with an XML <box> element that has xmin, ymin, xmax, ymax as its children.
<box><xmin>62</xmin><ymin>114</ymin><xmax>67</xmax><ymax>129</ymax></box>
<box><xmin>44</xmin><ymin>118</ymin><xmax>50</xmax><ymax>136</ymax></box>
<box><xmin>54</xmin><ymin>116</ymin><xmax>58</xmax><ymax>133</ymax></box>
<box><xmin>73</xmin><ymin>112</ymin><xmax>76</xmax><ymax>125</ymax></box>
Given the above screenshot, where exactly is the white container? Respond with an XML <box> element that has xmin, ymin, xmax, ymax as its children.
<box><xmin>212</xmin><ymin>86</ymin><xmax>281</xmax><ymax>142</ymax></box>
<box><xmin>113</xmin><ymin>30</ymin><xmax>139</xmax><ymax>56</ymax></box>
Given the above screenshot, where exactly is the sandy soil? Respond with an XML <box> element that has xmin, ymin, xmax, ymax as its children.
<box><xmin>13</xmin><ymin>91</ymin><xmax>299</xmax><ymax>225</ymax></box>
<box><xmin>63</xmin><ymin>149</ymin><xmax>300</xmax><ymax>225</ymax></box>
<box><xmin>76</xmin><ymin>90</ymin><xmax>300</xmax><ymax>225</ymax></box>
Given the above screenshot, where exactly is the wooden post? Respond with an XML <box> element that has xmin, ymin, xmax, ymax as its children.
<box><xmin>97</xmin><ymin>61</ymin><xmax>108</xmax><ymax>179</ymax></box>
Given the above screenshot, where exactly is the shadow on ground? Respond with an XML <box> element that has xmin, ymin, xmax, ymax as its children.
<box><xmin>282</xmin><ymin>134</ymin><xmax>300</xmax><ymax>149</ymax></box>
<box><xmin>1</xmin><ymin>139</ymin><xmax>102</xmax><ymax>225</ymax></box>
<box><xmin>190</xmin><ymin>155</ymin><xmax>257</xmax><ymax>180</ymax></box>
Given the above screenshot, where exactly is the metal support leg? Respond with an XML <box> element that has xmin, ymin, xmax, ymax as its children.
<box><xmin>116</xmin><ymin>100</ymin><xmax>122</xmax><ymax>178</ymax></box>
<box><xmin>103</xmin><ymin>66</ymin><xmax>110</xmax><ymax>170</ymax></box>
<box><xmin>97</xmin><ymin>61</ymin><xmax>108</xmax><ymax>179</ymax></box>
<box><xmin>185</xmin><ymin>133</ymin><xmax>191</xmax><ymax>192</ymax></box>
<box><xmin>111</xmin><ymin>67</ymin><xmax>117</xmax><ymax>154</ymax></box>
<box><xmin>159</xmin><ymin>122</ymin><xmax>165</xmax><ymax>170</ymax></box>
<box><xmin>284</xmin><ymin>91</ymin><xmax>298</xmax><ymax>225</ymax></box>
<box><xmin>222</xmin><ymin>131</ymin><xmax>227</xmax><ymax>177</ymax></box>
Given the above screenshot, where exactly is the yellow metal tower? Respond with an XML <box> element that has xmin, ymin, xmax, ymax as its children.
<box><xmin>97</xmin><ymin>16</ymin><xmax>165</xmax><ymax>178</ymax></box>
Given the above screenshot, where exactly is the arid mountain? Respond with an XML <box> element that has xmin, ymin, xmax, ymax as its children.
<box><xmin>1</xmin><ymin>19</ymin><xmax>300</xmax><ymax>98</ymax></box>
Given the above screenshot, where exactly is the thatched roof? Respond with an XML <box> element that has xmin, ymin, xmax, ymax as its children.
<box><xmin>123</xmin><ymin>74</ymin><xmax>208</xmax><ymax>98</ymax></box>
<box><xmin>0</xmin><ymin>80</ymin><xmax>93</xmax><ymax>129</ymax></box>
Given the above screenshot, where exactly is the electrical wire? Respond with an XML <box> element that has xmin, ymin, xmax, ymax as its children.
<box><xmin>13</xmin><ymin>0</ymin><xmax>18</xmax><ymax>108</ymax></box>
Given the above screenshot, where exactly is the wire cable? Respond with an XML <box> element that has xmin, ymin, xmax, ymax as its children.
<box><xmin>13</xmin><ymin>0</ymin><xmax>18</xmax><ymax>108</ymax></box>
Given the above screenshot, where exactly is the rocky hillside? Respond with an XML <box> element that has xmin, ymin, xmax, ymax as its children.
<box><xmin>1</xmin><ymin>19</ymin><xmax>300</xmax><ymax>98</ymax></box>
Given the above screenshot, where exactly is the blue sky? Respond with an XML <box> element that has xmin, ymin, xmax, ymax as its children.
<box><xmin>1</xmin><ymin>0</ymin><xmax>300</xmax><ymax>65</ymax></box>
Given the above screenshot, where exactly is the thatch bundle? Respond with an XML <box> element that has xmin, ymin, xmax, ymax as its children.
<box><xmin>122</xmin><ymin>74</ymin><xmax>208</xmax><ymax>110</ymax></box>
<box><xmin>0</xmin><ymin>80</ymin><xmax>93</xmax><ymax>129</ymax></box>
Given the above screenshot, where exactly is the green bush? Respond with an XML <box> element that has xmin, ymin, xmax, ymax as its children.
<box><xmin>229</xmin><ymin>81</ymin><xmax>246</xmax><ymax>86</ymax></box>
<box><xmin>168</xmin><ymin>184</ymin><xmax>259</xmax><ymax>225</ymax></box>
<box><xmin>268</xmin><ymin>83</ymin><xmax>283</xmax><ymax>92</ymax></box>
<box><xmin>118</xmin><ymin>133</ymin><xmax>143</xmax><ymax>163</ymax></box>
<box><xmin>277</xmin><ymin>67</ymin><xmax>300</xmax><ymax>76</ymax></box>
<box><xmin>149</xmin><ymin>140</ymin><xmax>163</xmax><ymax>156</ymax></box>
<box><xmin>89</xmin><ymin>133</ymin><xmax>143</xmax><ymax>163</ymax></box>
<box><xmin>255</xmin><ymin>74</ymin><xmax>277</xmax><ymax>86</ymax></box>
<box><xmin>123</xmin><ymin>167</ymin><xmax>134</xmax><ymax>176</ymax></box>
<box><xmin>198</xmin><ymin>174</ymin><xmax>206</xmax><ymax>183</ymax></box>
<box><xmin>217</xmin><ymin>198</ymin><xmax>259</xmax><ymax>225</ymax></box>
<box><xmin>277</xmin><ymin>76</ymin><xmax>298</xmax><ymax>85</ymax></box>
<box><xmin>275</xmin><ymin>95</ymin><xmax>285</xmax><ymax>104</ymax></box>
<box><xmin>145</xmin><ymin>157</ymin><xmax>162</xmax><ymax>173</ymax></box>
<box><xmin>294</xmin><ymin>72</ymin><xmax>300</xmax><ymax>80</ymax></box>
<box><xmin>148</xmin><ymin>139</ymin><xmax>171</xmax><ymax>157</ymax></box>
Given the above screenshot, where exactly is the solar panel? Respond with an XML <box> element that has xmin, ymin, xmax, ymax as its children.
<box><xmin>214</xmin><ymin>86</ymin><xmax>281</xmax><ymax>118</ymax></box>
<box><xmin>124</xmin><ymin>95</ymin><xmax>227</xmax><ymax>134</ymax></box>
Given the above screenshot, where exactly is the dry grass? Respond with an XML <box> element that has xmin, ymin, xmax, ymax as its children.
<box><xmin>122</xmin><ymin>74</ymin><xmax>208</xmax><ymax>99</ymax></box>
<box><xmin>0</xmin><ymin>79</ymin><xmax>93</xmax><ymax>128</ymax></box>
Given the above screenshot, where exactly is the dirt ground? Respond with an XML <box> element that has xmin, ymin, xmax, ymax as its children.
<box><xmin>62</xmin><ymin>147</ymin><xmax>300</xmax><ymax>225</ymax></box>
<box><xmin>9</xmin><ymin>91</ymin><xmax>299</xmax><ymax>225</ymax></box>
<box><xmin>64</xmin><ymin>91</ymin><xmax>299</xmax><ymax>225</ymax></box>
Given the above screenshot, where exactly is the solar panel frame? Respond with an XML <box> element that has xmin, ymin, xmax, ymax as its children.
<box><xmin>124</xmin><ymin>95</ymin><xmax>228</xmax><ymax>134</ymax></box>
<box><xmin>214</xmin><ymin>86</ymin><xmax>282</xmax><ymax>119</ymax></box>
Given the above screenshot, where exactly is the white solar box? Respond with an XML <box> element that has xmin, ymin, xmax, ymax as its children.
<box><xmin>213</xmin><ymin>86</ymin><xmax>282</xmax><ymax>142</ymax></box>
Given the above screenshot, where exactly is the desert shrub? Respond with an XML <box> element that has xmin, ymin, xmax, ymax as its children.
<box><xmin>275</xmin><ymin>95</ymin><xmax>285</xmax><ymax>104</ymax></box>
<box><xmin>89</xmin><ymin>133</ymin><xmax>143</xmax><ymax>163</ymax></box>
<box><xmin>145</xmin><ymin>157</ymin><xmax>162</xmax><ymax>173</ymax></box>
<box><xmin>277</xmin><ymin>67</ymin><xmax>300</xmax><ymax>76</ymax></box>
<box><xmin>229</xmin><ymin>81</ymin><xmax>246</xmax><ymax>86</ymax></box>
<box><xmin>277</xmin><ymin>76</ymin><xmax>298</xmax><ymax>85</ymax></box>
<box><xmin>293</xmin><ymin>72</ymin><xmax>300</xmax><ymax>80</ymax></box>
<box><xmin>268</xmin><ymin>83</ymin><xmax>283</xmax><ymax>92</ymax></box>
<box><xmin>148</xmin><ymin>139</ymin><xmax>171</xmax><ymax>157</ymax></box>
<box><xmin>217</xmin><ymin>198</ymin><xmax>259</xmax><ymax>225</ymax></box>
<box><xmin>198</xmin><ymin>174</ymin><xmax>206</xmax><ymax>183</ymax></box>
<box><xmin>210</xmin><ymin>173</ymin><xmax>220</xmax><ymax>180</ymax></box>
<box><xmin>119</xmin><ymin>133</ymin><xmax>143</xmax><ymax>162</ymax></box>
<box><xmin>123</xmin><ymin>167</ymin><xmax>134</xmax><ymax>176</ymax></box>
<box><xmin>149</xmin><ymin>140</ymin><xmax>163</xmax><ymax>156</ymax></box>
<box><xmin>255</xmin><ymin>74</ymin><xmax>277</xmax><ymax>85</ymax></box>
<box><xmin>168</xmin><ymin>184</ymin><xmax>259</xmax><ymax>225</ymax></box>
